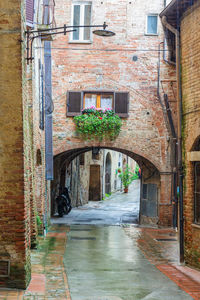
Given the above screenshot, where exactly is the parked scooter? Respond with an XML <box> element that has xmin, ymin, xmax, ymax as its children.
<box><xmin>56</xmin><ymin>187</ymin><xmax>72</xmax><ymax>217</ymax></box>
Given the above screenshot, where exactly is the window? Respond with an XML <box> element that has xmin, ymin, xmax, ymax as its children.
<box><xmin>146</xmin><ymin>15</ymin><xmax>158</xmax><ymax>35</ymax></box>
<box><xmin>194</xmin><ymin>162</ymin><xmax>200</xmax><ymax>224</ymax></box>
<box><xmin>92</xmin><ymin>147</ymin><xmax>100</xmax><ymax>160</ymax></box>
<box><xmin>84</xmin><ymin>93</ymin><xmax>113</xmax><ymax>110</ymax></box>
<box><xmin>67</xmin><ymin>91</ymin><xmax>129</xmax><ymax>117</ymax></box>
<box><xmin>79</xmin><ymin>153</ymin><xmax>85</xmax><ymax>165</ymax></box>
<box><xmin>71</xmin><ymin>2</ymin><xmax>92</xmax><ymax>42</ymax></box>
<box><xmin>36</xmin><ymin>149</ymin><xmax>42</xmax><ymax>166</ymax></box>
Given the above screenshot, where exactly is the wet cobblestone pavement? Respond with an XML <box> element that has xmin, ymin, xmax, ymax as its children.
<box><xmin>64</xmin><ymin>225</ymin><xmax>199</xmax><ymax>300</ymax></box>
<box><xmin>1</xmin><ymin>182</ymin><xmax>200</xmax><ymax>300</ymax></box>
<box><xmin>1</xmin><ymin>224</ymin><xmax>200</xmax><ymax>299</ymax></box>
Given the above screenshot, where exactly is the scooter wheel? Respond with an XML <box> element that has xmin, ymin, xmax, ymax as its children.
<box><xmin>58</xmin><ymin>206</ymin><xmax>64</xmax><ymax>217</ymax></box>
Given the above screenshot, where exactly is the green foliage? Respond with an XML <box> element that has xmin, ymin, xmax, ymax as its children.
<box><xmin>118</xmin><ymin>164</ymin><xmax>138</xmax><ymax>188</ymax></box>
<box><xmin>36</xmin><ymin>215</ymin><xmax>42</xmax><ymax>226</ymax></box>
<box><xmin>102</xmin><ymin>193</ymin><xmax>112</xmax><ymax>201</ymax></box>
<box><xmin>74</xmin><ymin>108</ymin><xmax>122</xmax><ymax>141</ymax></box>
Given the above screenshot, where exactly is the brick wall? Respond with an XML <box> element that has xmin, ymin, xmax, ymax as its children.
<box><xmin>180</xmin><ymin>3</ymin><xmax>200</xmax><ymax>269</ymax></box>
<box><xmin>50</xmin><ymin>0</ymin><xmax>176</xmax><ymax>226</ymax></box>
<box><xmin>0</xmin><ymin>0</ymin><xmax>31</xmax><ymax>288</ymax></box>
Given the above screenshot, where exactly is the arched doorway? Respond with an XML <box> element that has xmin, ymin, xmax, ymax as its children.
<box><xmin>105</xmin><ymin>152</ymin><xmax>112</xmax><ymax>194</ymax></box>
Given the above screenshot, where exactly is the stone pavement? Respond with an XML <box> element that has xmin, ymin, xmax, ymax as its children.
<box><xmin>125</xmin><ymin>226</ymin><xmax>200</xmax><ymax>300</ymax></box>
<box><xmin>0</xmin><ymin>225</ymin><xmax>200</xmax><ymax>299</ymax></box>
<box><xmin>51</xmin><ymin>180</ymin><xmax>140</xmax><ymax>226</ymax></box>
<box><xmin>0</xmin><ymin>225</ymin><xmax>71</xmax><ymax>300</ymax></box>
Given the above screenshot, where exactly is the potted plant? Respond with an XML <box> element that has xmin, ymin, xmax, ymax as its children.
<box><xmin>117</xmin><ymin>164</ymin><xmax>138</xmax><ymax>193</ymax></box>
<box><xmin>73</xmin><ymin>107</ymin><xmax>122</xmax><ymax>141</ymax></box>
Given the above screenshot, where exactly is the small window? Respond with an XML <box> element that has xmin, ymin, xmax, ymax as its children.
<box><xmin>79</xmin><ymin>153</ymin><xmax>85</xmax><ymax>165</ymax></box>
<box><xmin>71</xmin><ymin>2</ymin><xmax>92</xmax><ymax>42</ymax></box>
<box><xmin>84</xmin><ymin>93</ymin><xmax>113</xmax><ymax>110</ymax></box>
<box><xmin>92</xmin><ymin>147</ymin><xmax>100</xmax><ymax>160</ymax></box>
<box><xmin>36</xmin><ymin>149</ymin><xmax>42</xmax><ymax>166</ymax></box>
<box><xmin>194</xmin><ymin>162</ymin><xmax>200</xmax><ymax>224</ymax></box>
<box><xmin>146</xmin><ymin>15</ymin><xmax>158</xmax><ymax>35</ymax></box>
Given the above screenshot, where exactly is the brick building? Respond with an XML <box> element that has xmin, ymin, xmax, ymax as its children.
<box><xmin>51</xmin><ymin>0</ymin><xmax>177</xmax><ymax>226</ymax></box>
<box><xmin>160</xmin><ymin>0</ymin><xmax>200</xmax><ymax>269</ymax></box>
<box><xmin>0</xmin><ymin>0</ymin><xmax>182</xmax><ymax>290</ymax></box>
<box><xmin>0</xmin><ymin>0</ymin><xmax>55</xmax><ymax>288</ymax></box>
<box><xmin>0</xmin><ymin>0</ymin><xmax>32</xmax><ymax>288</ymax></box>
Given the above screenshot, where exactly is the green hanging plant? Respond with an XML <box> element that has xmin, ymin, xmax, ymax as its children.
<box><xmin>74</xmin><ymin>107</ymin><xmax>122</xmax><ymax>141</ymax></box>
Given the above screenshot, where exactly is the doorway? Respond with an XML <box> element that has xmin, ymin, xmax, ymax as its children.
<box><xmin>105</xmin><ymin>152</ymin><xmax>111</xmax><ymax>194</ymax></box>
<box><xmin>89</xmin><ymin>165</ymin><xmax>101</xmax><ymax>201</ymax></box>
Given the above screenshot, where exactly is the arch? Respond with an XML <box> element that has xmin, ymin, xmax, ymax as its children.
<box><xmin>51</xmin><ymin>145</ymin><xmax>174</xmax><ymax>227</ymax></box>
<box><xmin>53</xmin><ymin>144</ymin><xmax>163</xmax><ymax>174</ymax></box>
<box><xmin>191</xmin><ymin>135</ymin><xmax>200</xmax><ymax>151</ymax></box>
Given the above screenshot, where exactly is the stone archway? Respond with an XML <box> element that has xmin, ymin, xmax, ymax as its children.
<box><xmin>51</xmin><ymin>144</ymin><xmax>172</xmax><ymax>226</ymax></box>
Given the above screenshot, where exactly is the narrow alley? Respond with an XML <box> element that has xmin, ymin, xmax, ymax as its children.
<box><xmin>52</xmin><ymin>180</ymin><xmax>140</xmax><ymax>226</ymax></box>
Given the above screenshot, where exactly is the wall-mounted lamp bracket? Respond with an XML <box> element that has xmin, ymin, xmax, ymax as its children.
<box><xmin>25</xmin><ymin>22</ymin><xmax>114</xmax><ymax>64</ymax></box>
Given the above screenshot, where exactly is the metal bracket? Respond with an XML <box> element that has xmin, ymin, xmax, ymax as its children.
<box><xmin>25</xmin><ymin>22</ymin><xmax>108</xmax><ymax>64</ymax></box>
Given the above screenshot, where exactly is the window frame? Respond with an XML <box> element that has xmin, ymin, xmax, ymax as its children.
<box><xmin>70</xmin><ymin>1</ymin><xmax>92</xmax><ymax>43</ymax></box>
<box><xmin>66</xmin><ymin>90</ymin><xmax>129</xmax><ymax>118</ymax></box>
<box><xmin>145</xmin><ymin>14</ymin><xmax>158</xmax><ymax>36</ymax></box>
<box><xmin>83</xmin><ymin>92</ymin><xmax>114</xmax><ymax>110</ymax></box>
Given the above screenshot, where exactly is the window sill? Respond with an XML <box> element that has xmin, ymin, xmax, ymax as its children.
<box><xmin>192</xmin><ymin>223</ymin><xmax>200</xmax><ymax>229</ymax></box>
<box><xmin>68</xmin><ymin>40</ymin><xmax>92</xmax><ymax>44</ymax></box>
<box><xmin>144</xmin><ymin>33</ymin><xmax>158</xmax><ymax>36</ymax></box>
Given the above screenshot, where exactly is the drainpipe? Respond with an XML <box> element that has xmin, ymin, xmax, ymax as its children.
<box><xmin>161</xmin><ymin>16</ymin><xmax>184</xmax><ymax>263</ymax></box>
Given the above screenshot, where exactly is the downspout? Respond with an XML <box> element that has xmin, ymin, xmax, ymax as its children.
<box><xmin>161</xmin><ymin>16</ymin><xmax>184</xmax><ymax>263</ymax></box>
<box><xmin>163</xmin><ymin>0</ymin><xmax>176</xmax><ymax>65</ymax></box>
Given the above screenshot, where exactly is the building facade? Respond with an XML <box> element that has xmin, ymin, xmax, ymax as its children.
<box><xmin>0</xmin><ymin>0</ymin><xmax>56</xmax><ymax>288</ymax></box>
<box><xmin>160</xmin><ymin>0</ymin><xmax>200</xmax><ymax>269</ymax></box>
<box><xmin>51</xmin><ymin>0</ymin><xmax>177</xmax><ymax>227</ymax></box>
<box><xmin>0</xmin><ymin>0</ymin><xmax>182</xmax><ymax>289</ymax></box>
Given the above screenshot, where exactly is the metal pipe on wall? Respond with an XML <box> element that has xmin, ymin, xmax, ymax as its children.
<box><xmin>161</xmin><ymin>15</ymin><xmax>184</xmax><ymax>263</ymax></box>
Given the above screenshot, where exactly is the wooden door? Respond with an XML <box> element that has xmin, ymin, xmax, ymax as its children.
<box><xmin>89</xmin><ymin>165</ymin><xmax>101</xmax><ymax>201</ymax></box>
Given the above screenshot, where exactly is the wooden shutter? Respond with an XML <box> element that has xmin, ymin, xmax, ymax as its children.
<box><xmin>114</xmin><ymin>92</ymin><xmax>129</xmax><ymax>117</ymax></box>
<box><xmin>66</xmin><ymin>91</ymin><xmax>82</xmax><ymax>116</ymax></box>
<box><xmin>43</xmin><ymin>0</ymin><xmax>50</xmax><ymax>25</ymax></box>
<box><xmin>26</xmin><ymin>0</ymin><xmax>35</xmax><ymax>27</ymax></box>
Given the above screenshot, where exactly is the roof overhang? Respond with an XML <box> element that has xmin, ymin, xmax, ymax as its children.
<box><xmin>160</xmin><ymin>0</ymin><xmax>197</xmax><ymax>28</ymax></box>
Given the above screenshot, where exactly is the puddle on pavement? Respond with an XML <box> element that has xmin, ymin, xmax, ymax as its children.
<box><xmin>64</xmin><ymin>225</ymin><xmax>193</xmax><ymax>300</ymax></box>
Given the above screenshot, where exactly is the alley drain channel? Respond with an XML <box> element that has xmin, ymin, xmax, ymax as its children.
<box><xmin>70</xmin><ymin>236</ymin><xmax>96</xmax><ymax>240</ymax></box>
